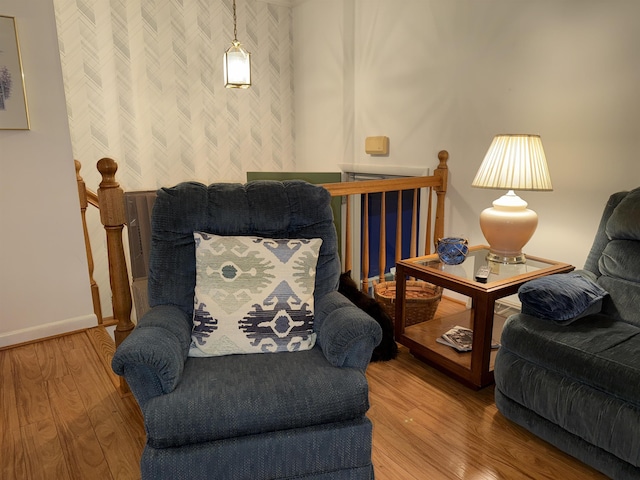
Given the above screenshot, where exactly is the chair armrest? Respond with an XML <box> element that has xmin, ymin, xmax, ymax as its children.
<box><xmin>314</xmin><ymin>291</ymin><xmax>382</xmax><ymax>370</ymax></box>
<box><xmin>111</xmin><ymin>305</ymin><xmax>192</xmax><ymax>405</ymax></box>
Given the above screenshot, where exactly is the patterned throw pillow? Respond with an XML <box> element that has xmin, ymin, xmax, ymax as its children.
<box><xmin>189</xmin><ymin>233</ymin><xmax>323</xmax><ymax>357</ymax></box>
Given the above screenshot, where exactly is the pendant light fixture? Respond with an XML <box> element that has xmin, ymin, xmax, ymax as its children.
<box><xmin>223</xmin><ymin>0</ymin><xmax>251</xmax><ymax>89</ymax></box>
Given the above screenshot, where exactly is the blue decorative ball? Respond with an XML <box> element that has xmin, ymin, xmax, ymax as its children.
<box><xmin>436</xmin><ymin>237</ymin><xmax>469</xmax><ymax>265</ymax></box>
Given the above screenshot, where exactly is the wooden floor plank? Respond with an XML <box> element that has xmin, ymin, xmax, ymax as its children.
<box><xmin>63</xmin><ymin>339</ymin><xmax>143</xmax><ymax>480</ymax></box>
<box><xmin>0</xmin><ymin>346</ymin><xmax>27</xmax><ymax>479</ymax></box>
<box><xmin>371</xmin><ymin>447</ymin><xmax>421</xmax><ymax>480</ymax></box>
<box><xmin>83</xmin><ymin>329</ymin><xmax>146</xmax><ymax>450</ymax></box>
<box><xmin>56</xmin><ymin>331</ymin><xmax>88</xmax><ymax>352</ymax></box>
<box><xmin>21</xmin><ymin>418</ymin><xmax>71</xmax><ymax>480</ymax></box>
<box><xmin>34</xmin><ymin>338</ymin><xmax>70</xmax><ymax>381</ymax></box>
<box><xmin>10</xmin><ymin>345</ymin><xmax>52</xmax><ymax>427</ymax></box>
<box><xmin>85</xmin><ymin>326</ymin><xmax>121</xmax><ymax>392</ymax></box>
<box><xmin>47</xmin><ymin>374</ymin><xmax>113</xmax><ymax>480</ymax></box>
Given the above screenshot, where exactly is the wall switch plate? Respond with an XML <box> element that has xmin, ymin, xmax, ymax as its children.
<box><xmin>365</xmin><ymin>136</ymin><xmax>389</xmax><ymax>155</ymax></box>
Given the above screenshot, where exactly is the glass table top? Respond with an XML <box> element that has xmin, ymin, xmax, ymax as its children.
<box><xmin>406</xmin><ymin>247</ymin><xmax>557</xmax><ymax>284</ymax></box>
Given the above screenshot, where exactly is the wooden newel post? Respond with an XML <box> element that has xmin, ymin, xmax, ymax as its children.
<box><xmin>75</xmin><ymin>160</ymin><xmax>103</xmax><ymax>324</ymax></box>
<box><xmin>97</xmin><ymin>158</ymin><xmax>134</xmax><ymax>354</ymax></box>
<box><xmin>433</xmin><ymin>150</ymin><xmax>449</xmax><ymax>248</ymax></box>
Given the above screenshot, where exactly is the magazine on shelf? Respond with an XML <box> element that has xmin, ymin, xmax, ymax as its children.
<box><xmin>437</xmin><ymin>326</ymin><xmax>500</xmax><ymax>352</ymax></box>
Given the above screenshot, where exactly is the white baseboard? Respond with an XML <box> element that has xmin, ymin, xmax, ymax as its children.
<box><xmin>0</xmin><ymin>314</ymin><xmax>98</xmax><ymax>348</ymax></box>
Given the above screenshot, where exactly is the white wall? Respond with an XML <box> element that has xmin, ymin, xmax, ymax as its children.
<box><xmin>294</xmin><ymin>0</ymin><xmax>353</xmax><ymax>169</ymax></box>
<box><xmin>0</xmin><ymin>0</ymin><xmax>95</xmax><ymax>347</ymax></box>
<box><xmin>294</xmin><ymin>0</ymin><xmax>640</xmax><ymax>269</ymax></box>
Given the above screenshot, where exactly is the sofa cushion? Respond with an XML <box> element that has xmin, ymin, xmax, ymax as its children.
<box><xmin>499</xmin><ymin>313</ymin><xmax>640</xmax><ymax>406</ymax></box>
<box><xmin>189</xmin><ymin>233</ymin><xmax>322</xmax><ymax>357</ymax></box>
<box><xmin>518</xmin><ymin>272</ymin><xmax>608</xmax><ymax>325</ymax></box>
<box><xmin>497</xmin><ymin>313</ymin><xmax>640</xmax><ymax>468</ymax></box>
<box><xmin>495</xmin><ymin>349</ymin><xmax>640</xmax><ymax>470</ymax></box>
<box><xmin>143</xmin><ymin>347</ymin><xmax>370</xmax><ymax>448</ymax></box>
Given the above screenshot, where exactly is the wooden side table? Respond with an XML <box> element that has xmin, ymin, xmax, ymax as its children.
<box><xmin>394</xmin><ymin>245</ymin><xmax>574</xmax><ymax>389</ymax></box>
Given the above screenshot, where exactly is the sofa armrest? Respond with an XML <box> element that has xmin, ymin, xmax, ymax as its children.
<box><xmin>111</xmin><ymin>305</ymin><xmax>192</xmax><ymax>405</ymax></box>
<box><xmin>314</xmin><ymin>291</ymin><xmax>382</xmax><ymax>370</ymax></box>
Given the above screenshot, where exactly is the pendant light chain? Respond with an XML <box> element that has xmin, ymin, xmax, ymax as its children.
<box><xmin>232</xmin><ymin>0</ymin><xmax>238</xmax><ymax>42</ymax></box>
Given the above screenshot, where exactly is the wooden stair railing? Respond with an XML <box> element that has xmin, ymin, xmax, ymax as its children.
<box><xmin>75</xmin><ymin>160</ymin><xmax>103</xmax><ymax>324</ymax></box>
<box><xmin>79</xmin><ymin>151</ymin><xmax>448</xmax><ymax>366</ymax></box>
<box><xmin>77</xmin><ymin>158</ymin><xmax>133</xmax><ymax>393</ymax></box>
<box><xmin>96</xmin><ymin>158</ymin><xmax>135</xmax><ymax>349</ymax></box>
<box><xmin>322</xmin><ymin>150</ymin><xmax>448</xmax><ymax>292</ymax></box>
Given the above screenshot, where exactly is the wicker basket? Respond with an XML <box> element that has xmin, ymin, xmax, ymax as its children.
<box><xmin>374</xmin><ymin>280</ymin><xmax>443</xmax><ymax>326</ymax></box>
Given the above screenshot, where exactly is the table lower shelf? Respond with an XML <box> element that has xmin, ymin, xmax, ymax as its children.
<box><xmin>397</xmin><ymin>308</ymin><xmax>508</xmax><ymax>387</ymax></box>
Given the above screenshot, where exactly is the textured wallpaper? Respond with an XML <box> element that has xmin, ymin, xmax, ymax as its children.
<box><xmin>54</xmin><ymin>0</ymin><xmax>295</xmax><ymax>191</ymax></box>
<box><xmin>53</xmin><ymin>0</ymin><xmax>295</xmax><ymax>319</ymax></box>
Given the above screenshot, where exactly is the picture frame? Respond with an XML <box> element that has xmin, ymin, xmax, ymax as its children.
<box><xmin>0</xmin><ymin>15</ymin><xmax>29</xmax><ymax>130</ymax></box>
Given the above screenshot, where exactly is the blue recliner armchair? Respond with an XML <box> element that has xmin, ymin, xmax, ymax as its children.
<box><xmin>112</xmin><ymin>180</ymin><xmax>382</xmax><ymax>480</ymax></box>
<box><xmin>495</xmin><ymin>187</ymin><xmax>640</xmax><ymax>480</ymax></box>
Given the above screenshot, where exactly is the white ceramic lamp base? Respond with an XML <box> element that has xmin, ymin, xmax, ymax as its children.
<box><xmin>479</xmin><ymin>190</ymin><xmax>538</xmax><ymax>264</ymax></box>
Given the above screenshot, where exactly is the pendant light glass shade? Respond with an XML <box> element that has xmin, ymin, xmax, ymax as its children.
<box><xmin>224</xmin><ymin>0</ymin><xmax>251</xmax><ymax>89</ymax></box>
<box><xmin>224</xmin><ymin>41</ymin><xmax>251</xmax><ymax>88</ymax></box>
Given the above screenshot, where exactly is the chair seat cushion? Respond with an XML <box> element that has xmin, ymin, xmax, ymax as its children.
<box><xmin>142</xmin><ymin>347</ymin><xmax>370</xmax><ymax>449</ymax></box>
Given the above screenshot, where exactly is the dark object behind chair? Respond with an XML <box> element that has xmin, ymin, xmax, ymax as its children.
<box><xmin>338</xmin><ymin>271</ymin><xmax>398</xmax><ymax>362</ymax></box>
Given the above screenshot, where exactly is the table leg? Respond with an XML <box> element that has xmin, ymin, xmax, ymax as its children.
<box><xmin>470</xmin><ymin>294</ymin><xmax>496</xmax><ymax>387</ymax></box>
<box><xmin>394</xmin><ymin>264</ymin><xmax>407</xmax><ymax>340</ymax></box>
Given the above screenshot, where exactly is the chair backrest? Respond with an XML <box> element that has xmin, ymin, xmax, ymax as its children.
<box><xmin>147</xmin><ymin>180</ymin><xmax>340</xmax><ymax>317</ymax></box>
<box><xmin>583</xmin><ymin>187</ymin><xmax>640</xmax><ymax>326</ymax></box>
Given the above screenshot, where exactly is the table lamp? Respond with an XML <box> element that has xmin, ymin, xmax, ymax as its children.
<box><xmin>471</xmin><ymin>134</ymin><xmax>552</xmax><ymax>264</ymax></box>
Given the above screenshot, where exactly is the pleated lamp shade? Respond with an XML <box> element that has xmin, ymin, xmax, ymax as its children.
<box><xmin>472</xmin><ymin>134</ymin><xmax>553</xmax><ymax>264</ymax></box>
<box><xmin>472</xmin><ymin>134</ymin><xmax>552</xmax><ymax>191</ymax></box>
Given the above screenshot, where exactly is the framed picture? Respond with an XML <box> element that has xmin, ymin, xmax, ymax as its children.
<box><xmin>0</xmin><ymin>15</ymin><xmax>29</xmax><ymax>130</ymax></box>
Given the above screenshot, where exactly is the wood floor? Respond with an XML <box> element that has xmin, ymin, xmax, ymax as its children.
<box><xmin>1</xmin><ymin>325</ymin><xmax>607</xmax><ymax>480</ymax></box>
